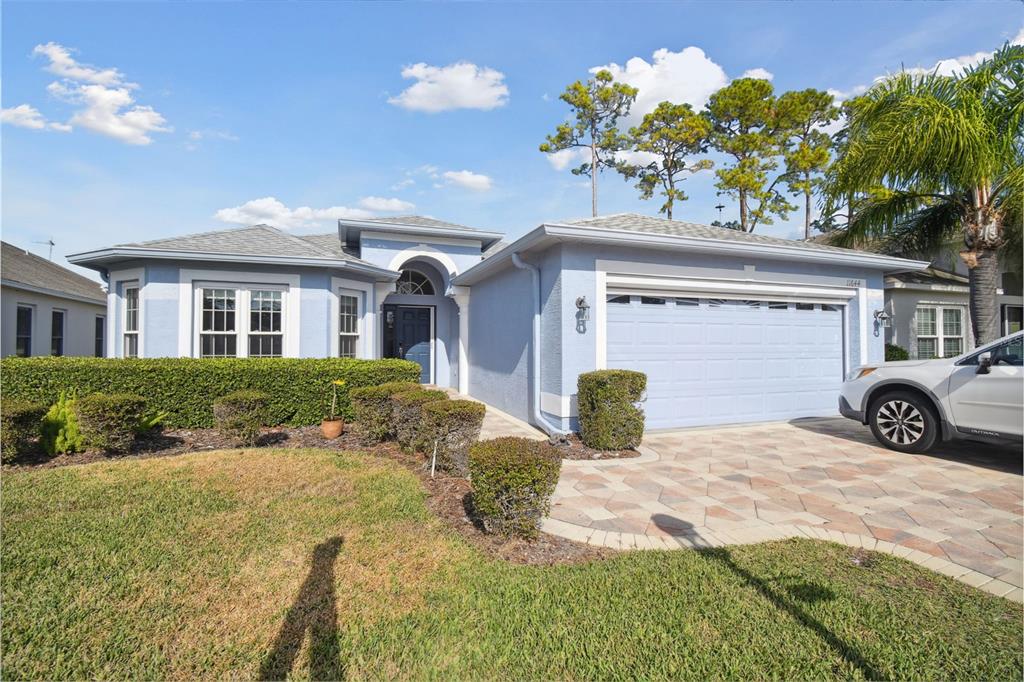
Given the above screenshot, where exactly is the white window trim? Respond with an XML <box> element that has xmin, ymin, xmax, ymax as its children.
<box><xmin>330</xmin><ymin>277</ymin><xmax>375</xmax><ymax>359</ymax></box>
<box><xmin>915</xmin><ymin>304</ymin><xmax>965</xmax><ymax>359</ymax></box>
<box><xmin>193</xmin><ymin>283</ymin><xmax>289</xmax><ymax>358</ymax></box>
<box><xmin>178</xmin><ymin>269</ymin><xmax>300</xmax><ymax>357</ymax></box>
<box><xmin>336</xmin><ymin>289</ymin><xmax>362</xmax><ymax>358</ymax></box>
<box><xmin>111</xmin><ymin>267</ymin><xmax>144</xmax><ymax>358</ymax></box>
<box><xmin>123</xmin><ymin>282</ymin><xmax>141</xmax><ymax>358</ymax></box>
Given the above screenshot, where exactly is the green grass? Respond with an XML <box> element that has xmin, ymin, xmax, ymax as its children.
<box><xmin>2</xmin><ymin>449</ymin><xmax>1021</xmax><ymax>680</ymax></box>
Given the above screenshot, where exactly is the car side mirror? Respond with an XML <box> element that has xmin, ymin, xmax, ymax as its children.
<box><xmin>977</xmin><ymin>352</ymin><xmax>992</xmax><ymax>375</ymax></box>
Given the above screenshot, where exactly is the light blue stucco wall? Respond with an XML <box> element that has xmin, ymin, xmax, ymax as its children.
<box><xmin>144</xmin><ymin>264</ymin><xmax>181</xmax><ymax>357</ymax></box>
<box><xmin>359</xmin><ymin>236</ymin><xmax>483</xmax><ymax>277</ymax></box>
<box><xmin>468</xmin><ymin>241</ymin><xmax>889</xmax><ymax>431</ymax></box>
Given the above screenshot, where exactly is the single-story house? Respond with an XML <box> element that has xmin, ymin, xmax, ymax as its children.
<box><xmin>2</xmin><ymin>241</ymin><xmax>107</xmax><ymax>357</ymax></box>
<box><xmin>68</xmin><ymin>213</ymin><xmax>927</xmax><ymax>433</ymax></box>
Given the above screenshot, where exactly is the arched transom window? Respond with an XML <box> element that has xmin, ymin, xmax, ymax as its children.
<box><xmin>395</xmin><ymin>268</ymin><xmax>435</xmax><ymax>295</ymax></box>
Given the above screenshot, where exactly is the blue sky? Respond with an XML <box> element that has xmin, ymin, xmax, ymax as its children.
<box><xmin>2</xmin><ymin>1</ymin><xmax>1022</xmax><ymax>278</ymax></box>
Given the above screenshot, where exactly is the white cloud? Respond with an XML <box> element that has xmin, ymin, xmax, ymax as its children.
<box><xmin>832</xmin><ymin>25</ymin><xmax>1024</xmax><ymax>101</ymax></box>
<box><xmin>545</xmin><ymin>147</ymin><xmax>589</xmax><ymax>171</ymax></box>
<box><xmin>357</xmin><ymin>196</ymin><xmax>415</xmax><ymax>212</ymax></box>
<box><xmin>441</xmin><ymin>170</ymin><xmax>493</xmax><ymax>191</ymax></box>
<box><xmin>388</xmin><ymin>62</ymin><xmax>509</xmax><ymax>112</ymax></box>
<box><xmin>741</xmin><ymin>68</ymin><xmax>774</xmax><ymax>81</ymax></box>
<box><xmin>214</xmin><ymin>197</ymin><xmax>374</xmax><ymax>230</ymax></box>
<box><xmin>9</xmin><ymin>42</ymin><xmax>173</xmax><ymax>145</ymax></box>
<box><xmin>590</xmin><ymin>47</ymin><xmax>729</xmax><ymax>123</ymax></box>
<box><xmin>32</xmin><ymin>42</ymin><xmax>128</xmax><ymax>86</ymax></box>
<box><xmin>390</xmin><ymin>178</ymin><xmax>415</xmax><ymax>190</ymax></box>
<box><xmin>0</xmin><ymin>104</ymin><xmax>70</xmax><ymax>131</ymax></box>
<box><xmin>188</xmin><ymin>129</ymin><xmax>238</xmax><ymax>142</ymax></box>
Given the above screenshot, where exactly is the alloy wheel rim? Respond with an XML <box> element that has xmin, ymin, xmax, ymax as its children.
<box><xmin>877</xmin><ymin>400</ymin><xmax>925</xmax><ymax>445</ymax></box>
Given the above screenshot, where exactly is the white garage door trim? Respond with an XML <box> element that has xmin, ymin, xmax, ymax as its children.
<box><xmin>595</xmin><ymin>272</ymin><xmax>857</xmax><ymax>371</ymax></box>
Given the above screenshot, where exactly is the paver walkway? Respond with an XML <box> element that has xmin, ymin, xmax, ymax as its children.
<box><xmin>545</xmin><ymin>417</ymin><xmax>1023</xmax><ymax>601</ymax></box>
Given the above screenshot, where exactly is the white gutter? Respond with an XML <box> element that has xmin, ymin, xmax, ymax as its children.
<box><xmin>454</xmin><ymin>223</ymin><xmax>931</xmax><ymax>286</ymax></box>
<box><xmin>66</xmin><ymin>247</ymin><xmax>399</xmax><ymax>280</ymax></box>
<box><xmin>510</xmin><ymin>253</ymin><xmax>570</xmax><ymax>437</ymax></box>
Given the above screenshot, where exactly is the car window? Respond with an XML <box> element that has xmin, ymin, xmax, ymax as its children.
<box><xmin>992</xmin><ymin>337</ymin><xmax>1023</xmax><ymax>366</ymax></box>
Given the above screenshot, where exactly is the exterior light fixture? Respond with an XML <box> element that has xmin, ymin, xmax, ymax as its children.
<box><xmin>576</xmin><ymin>296</ymin><xmax>591</xmax><ymax>322</ymax></box>
<box><xmin>873</xmin><ymin>309</ymin><xmax>891</xmax><ymax>328</ymax></box>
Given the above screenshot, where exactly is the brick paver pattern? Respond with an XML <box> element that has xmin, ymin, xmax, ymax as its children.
<box><xmin>550</xmin><ymin>418</ymin><xmax>1022</xmax><ymax>589</ymax></box>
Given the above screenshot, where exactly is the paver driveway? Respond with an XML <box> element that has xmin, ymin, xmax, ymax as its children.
<box><xmin>545</xmin><ymin>417</ymin><xmax>1022</xmax><ymax>600</ymax></box>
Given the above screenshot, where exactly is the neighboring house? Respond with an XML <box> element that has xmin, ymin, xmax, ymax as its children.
<box><xmin>68</xmin><ymin>213</ymin><xmax>925</xmax><ymax>432</ymax></box>
<box><xmin>1</xmin><ymin>241</ymin><xmax>108</xmax><ymax>358</ymax></box>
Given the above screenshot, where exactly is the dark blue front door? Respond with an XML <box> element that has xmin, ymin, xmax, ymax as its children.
<box><xmin>384</xmin><ymin>305</ymin><xmax>432</xmax><ymax>383</ymax></box>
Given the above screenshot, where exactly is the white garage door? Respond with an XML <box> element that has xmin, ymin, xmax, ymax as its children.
<box><xmin>606</xmin><ymin>295</ymin><xmax>845</xmax><ymax>430</ymax></box>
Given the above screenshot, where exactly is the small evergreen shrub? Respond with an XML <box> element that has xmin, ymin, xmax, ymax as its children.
<box><xmin>350</xmin><ymin>381</ymin><xmax>420</xmax><ymax>443</ymax></box>
<box><xmin>391</xmin><ymin>389</ymin><xmax>448</xmax><ymax>452</ymax></box>
<box><xmin>76</xmin><ymin>393</ymin><xmax>147</xmax><ymax>453</ymax></box>
<box><xmin>420</xmin><ymin>400</ymin><xmax>486</xmax><ymax>475</ymax></box>
<box><xmin>577</xmin><ymin>370</ymin><xmax>646</xmax><ymax>450</ymax></box>
<box><xmin>885</xmin><ymin>343</ymin><xmax>910</xmax><ymax>362</ymax></box>
<box><xmin>468</xmin><ymin>437</ymin><xmax>562</xmax><ymax>539</ymax></box>
<box><xmin>1</xmin><ymin>400</ymin><xmax>46</xmax><ymax>462</ymax></box>
<box><xmin>41</xmin><ymin>392</ymin><xmax>84</xmax><ymax>455</ymax></box>
<box><xmin>0</xmin><ymin>357</ymin><xmax>420</xmax><ymax>427</ymax></box>
<box><xmin>212</xmin><ymin>390</ymin><xmax>269</xmax><ymax>446</ymax></box>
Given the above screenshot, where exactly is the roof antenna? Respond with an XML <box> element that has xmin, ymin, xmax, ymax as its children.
<box><xmin>714</xmin><ymin>204</ymin><xmax>725</xmax><ymax>218</ymax></box>
<box><xmin>33</xmin><ymin>239</ymin><xmax>56</xmax><ymax>260</ymax></box>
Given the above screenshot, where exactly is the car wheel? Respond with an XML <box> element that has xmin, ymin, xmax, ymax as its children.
<box><xmin>868</xmin><ymin>391</ymin><xmax>939</xmax><ymax>453</ymax></box>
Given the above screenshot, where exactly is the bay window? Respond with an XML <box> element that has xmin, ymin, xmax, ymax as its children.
<box><xmin>197</xmin><ymin>285</ymin><xmax>286</xmax><ymax>358</ymax></box>
<box><xmin>916</xmin><ymin>305</ymin><xmax>964</xmax><ymax>359</ymax></box>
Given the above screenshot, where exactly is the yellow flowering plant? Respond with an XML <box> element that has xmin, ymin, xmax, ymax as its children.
<box><xmin>327</xmin><ymin>379</ymin><xmax>346</xmax><ymax>420</ymax></box>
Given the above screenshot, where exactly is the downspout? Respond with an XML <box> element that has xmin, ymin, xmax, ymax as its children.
<box><xmin>511</xmin><ymin>253</ymin><xmax>570</xmax><ymax>437</ymax></box>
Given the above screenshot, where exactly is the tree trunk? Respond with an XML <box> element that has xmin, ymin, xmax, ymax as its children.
<box><xmin>739</xmin><ymin>191</ymin><xmax>749</xmax><ymax>232</ymax></box>
<box><xmin>666</xmin><ymin>177</ymin><xmax>674</xmax><ymax>220</ymax></box>
<box><xmin>967</xmin><ymin>247</ymin><xmax>1001</xmax><ymax>345</ymax></box>
<box><xmin>804</xmin><ymin>175</ymin><xmax>812</xmax><ymax>240</ymax></box>
<box><xmin>590</xmin><ymin>141</ymin><xmax>598</xmax><ymax>217</ymax></box>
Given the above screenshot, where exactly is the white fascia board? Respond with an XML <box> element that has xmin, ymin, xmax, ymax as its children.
<box><xmin>885</xmin><ymin>280</ymin><xmax>970</xmax><ymax>293</ymax></box>
<box><xmin>67</xmin><ymin>247</ymin><xmax>399</xmax><ymax>280</ymax></box>
<box><xmin>338</xmin><ymin>219</ymin><xmax>503</xmax><ymax>248</ymax></box>
<box><xmin>605</xmin><ymin>273</ymin><xmax>857</xmax><ymax>300</ymax></box>
<box><xmin>453</xmin><ymin>223</ymin><xmax>930</xmax><ymax>286</ymax></box>
<box><xmin>542</xmin><ymin>223</ymin><xmax>931</xmax><ymax>272</ymax></box>
<box><xmin>1</xmin><ymin>279</ymin><xmax>106</xmax><ymax>306</ymax></box>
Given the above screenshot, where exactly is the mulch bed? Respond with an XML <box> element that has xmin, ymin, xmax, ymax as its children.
<box><xmin>549</xmin><ymin>432</ymin><xmax>640</xmax><ymax>460</ymax></box>
<box><xmin>5</xmin><ymin>424</ymin><xmax>615</xmax><ymax>566</ymax></box>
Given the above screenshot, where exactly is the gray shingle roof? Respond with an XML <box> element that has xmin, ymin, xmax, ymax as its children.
<box><xmin>358</xmin><ymin>215</ymin><xmax>484</xmax><ymax>233</ymax></box>
<box><xmin>482</xmin><ymin>240</ymin><xmax>510</xmax><ymax>259</ymax></box>
<box><xmin>121</xmin><ymin>225</ymin><xmax>372</xmax><ymax>265</ymax></box>
<box><xmin>888</xmin><ymin>267</ymin><xmax>969</xmax><ymax>287</ymax></box>
<box><xmin>2</xmin><ymin>241</ymin><xmax>106</xmax><ymax>302</ymax></box>
<box><xmin>560</xmin><ymin>213</ymin><xmax>861</xmax><ymax>255</ymax></box>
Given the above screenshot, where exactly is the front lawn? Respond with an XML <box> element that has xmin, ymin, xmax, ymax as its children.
<box><xmin>2</xmin><ymin>449</ymin><xmax>1020</xmax><ymax>680</ymax></box>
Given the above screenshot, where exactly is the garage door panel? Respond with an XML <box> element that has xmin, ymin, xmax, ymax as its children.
<box><xmin>608</xmin><ymin>296</ymin><xmax>843</xmax><ymax>429</ymax></box>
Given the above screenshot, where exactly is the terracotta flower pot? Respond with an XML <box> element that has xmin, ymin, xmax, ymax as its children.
<box><xmin>320</xmin><ymin>418</ymin><xmax>344</xmax><ymax>439</ymax></box>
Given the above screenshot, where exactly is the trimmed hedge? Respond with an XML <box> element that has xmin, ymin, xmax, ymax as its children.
<box><xmin>213</xmin><ymin>390</ymin><xmax>268</xmax><ymax>446</ymax></box>
<box><xmin>0</xmin><ymin>357</ymin><xmax>420</xmax><ymax>428</ymax></box>
<box><xmin>577</xmin><ymin>370</ymin><xmax>646</xmax><ymax>450</ymax></box>
<box><xmin>350</xmin><ymin>381</ymin><xmax>420</xmax><ymax>444</ymax></box>
<box><xmin>392</xmin><ymin>389</ymin><xmax>449</xmax><ymax>452</ymax></box>
<box><xmin>468</xmin><ymin>437</ymin><xmax>561</xmax><ymax>539</ymax></box>
<box><xmin>1</xmin><ymin>400</ymin><xmax>47</xmax><ymax>462</ymax></box>
<box><xmin>885</xmin><ymin>343</ymin><xmax>910</xmax><ymax>362</ymax></box>
<box><xmin>76</xmin><ymin>393</ymin><xmax>147</xmax><ymax>453</ymax></box>
<box><xmin>420</xmin><ymin>400</ymin><xmax>486</xmax><ymax>475</ymax></box>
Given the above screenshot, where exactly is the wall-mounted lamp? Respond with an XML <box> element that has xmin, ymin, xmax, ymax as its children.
<box><xmin>575</xmin><ymin>296</ymin><xmax>590</xmax><ymax>321</ymax></box>
<box><xmin>873</xmin><ymin>310</ymin><xmax>891</xmax><ymax>328</ymax></box>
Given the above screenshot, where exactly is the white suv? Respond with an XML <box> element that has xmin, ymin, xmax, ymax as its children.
<box><xmin>840</xmin><ymin>332</ymin><xmax>1023</xmax><ymax>453</ymax></box>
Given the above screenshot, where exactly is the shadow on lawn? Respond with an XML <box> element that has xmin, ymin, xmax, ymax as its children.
<box><xmin>259</xmin><ymin>536</ymin><xmax>345</xmax><ymax>681</ymax></box>
<box><xmin>650</xmin><ymin>514</ymin><xmax>880</xmax><ymax>680</ymax></box>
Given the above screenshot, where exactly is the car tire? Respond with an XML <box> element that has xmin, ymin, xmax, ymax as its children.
<box><xmin>867</xmin><ymin>390</ymin><xmax>940</xmax><ymax>453</ymax></box>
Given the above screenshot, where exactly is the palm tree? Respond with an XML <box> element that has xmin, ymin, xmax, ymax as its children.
<box><xmin>824</xmin><ymin>43</ymin><xmax>1023</xmax><ymax>345</ymax></box>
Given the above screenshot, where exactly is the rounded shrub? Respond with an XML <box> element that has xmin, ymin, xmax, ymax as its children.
<box><xmin>885</xmin><ymin>343</ymin><xmax>910</xmax><ymax>362</ymax></box>
<box><xmin>420</xmin><ymin>400</ymin><xmax>486</xmax><ymax>475</ymax></box>
<box><xmin>1</xmin><ymin>400</ymin><xmax>47</xmax><ymax>462</ymax></box>
<box><xmin>76</xmin><ymin>393</ymin><xmax>147</xmax><ymax>453</ymax></box>
<box><xmin>468</xmin><ymin>437</ymin><xmax>562</xmax><ymax>539</ymax></box>
<box><xmin>392</xmin><ymin>389</ymin><xmax>448</xmax><ymax>452</ymax></box>
<box><xmin>212</xmin><ymin>390</ymin><xmax>269</xmax><ymax>446</ymax></box>
<box><xmin>577</xmin><ymin>369</ymin><xmax>646</xmax><ymax>450</ymax></box>
<box><xmin>350</xmin><ymin>381</ymin><xmax>420</xmax><ymax>443</ymax></box>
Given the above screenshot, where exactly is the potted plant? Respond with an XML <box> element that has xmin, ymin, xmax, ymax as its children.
<box><xmin>321</xmin><ymin>379</ymin><xmax>346</xmax><ymax>439</ymax></box>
